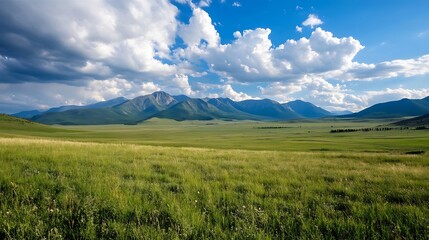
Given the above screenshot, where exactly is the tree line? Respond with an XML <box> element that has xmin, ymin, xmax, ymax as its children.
<box><xmin>330</xmin><ymin>127</ymin><xmax>409</xmax><ymax>133</ymax></box>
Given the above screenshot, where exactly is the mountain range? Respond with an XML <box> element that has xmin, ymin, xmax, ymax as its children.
<box><xmin>342</xmin><ymin>96</ymin><xmax>429</xmax><ymax>118</ymax></box>
<box><xmin>11</xmin><ymin>92</ymin><xmax>429</xmax><ymax>125</ymax></box>
<box><xmin>13</xmin><ymin>91</ymin><xmax>335</xmax><ymax>125</ymax></box>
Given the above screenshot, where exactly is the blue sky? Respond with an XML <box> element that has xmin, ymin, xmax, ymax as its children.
<box><xmin>1</xmin><ymin>0</ymin><xmax>429</xmax><ymax>113</ymax></box>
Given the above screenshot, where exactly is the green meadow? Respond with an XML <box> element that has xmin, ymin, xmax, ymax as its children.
<box><xmin>1</xmin><ymin>116</ymin><xmax>429</xmax><ymax>239</ymax></box>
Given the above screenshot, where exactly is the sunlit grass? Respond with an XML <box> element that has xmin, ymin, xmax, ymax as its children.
<box><xmin>1</xmin><ymin>137</ymin><xmax>428</xmax><ymax>239</ymax></box>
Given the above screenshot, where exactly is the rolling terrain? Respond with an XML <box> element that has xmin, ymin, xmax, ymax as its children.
<box><xmin>0</xmin><ymin>114</ymin><xmax>65</xmax><ymax>133</ymax></box>
<box><xmin>0</xmin><ymin>117</ymin><xmax>428</xmax><ymax>239</ymax></box>
<box><xmin>4</xmin><ymin>95</ymin><xmax>429</xmax><ymax>239</ymax></box>
<box><xmin>392</xmin><ymin>113</ymin><xmax>429</xmax><ymax>127</ymax></box>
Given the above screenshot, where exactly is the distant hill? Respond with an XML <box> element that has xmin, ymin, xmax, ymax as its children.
<box><xmin>330</xmin><ymin>110</ymin><xmax>353</xmax><ymax>116</ymax></box>
<box><xmin>392</xmin><ymin>113</ymin><xmax>429</xmax><ymax>127</ymax></box>
<box><xmin>13</xmin><ymin>97</ymin><xmax>128</xmax><ymax>119</ymax></box>
<box><xmin>283</xmin><ymin>100</ymin><xmax>332</xmax><ymax>118</ymax></box>
<box><xmin>12</xmin><ymin>110</ymin><xmax>45</xmax><ymax>119</ymax></box>
<box><xmin>0</xmin><ymin>114</ymin><xmax>62</xmax><ymax>132</ymax></box>
<box><xmin>343</xmin><ymin>97</ymin><xmax>429</xmax><ymax>118</ymax></box>
<box><xmin>32</xmin><ymin>108</ymin><xmax>131</xmax><ymax>125</ymax></box>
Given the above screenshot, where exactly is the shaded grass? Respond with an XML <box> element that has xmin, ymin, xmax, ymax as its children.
<box><xmin>1</xmin><ymin>138</ymin><xmax>428</xmax><ymax>239</ymax></box>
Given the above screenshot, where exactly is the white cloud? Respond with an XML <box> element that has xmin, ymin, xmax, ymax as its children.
<box><xmin>83</xmin><ymin>78</ymin><xmax>162</xmax><ymax>102</ymax></box>
<box><xmin>302</xmin><ymin>14</ymin><xmax>323</xmax><ymax>28</ymax></box>
<box><xmin>222</xmin><ymin>84</ymin><xmax>252</xmax><ymax>101</ymax></box>
<box><xmin>177</xmin><ymin>12</ymin><xmax>427</xmax><ymax>89</ymax></box>
<box><xmin>232</xmin><ymin>2</ymin><xmax>241</xmax><ymax>7</ymax></box>
<box><xmin>199</xmin><ymin>0</ymin><xmax>212</xmax><ymax>7</ymax></box>
<box><xmin>79</xmin><ymin>61</ymin><xmax>111</xmax><ymax>76</ymax></box>
<box><xmin>259</xmin><ymin>75</ymin><xmax>362</xmax><ymax>111</ymax></box>
<box><xmin>192</xmin><ymin>82</ymin><xmax>254</xmax><ymax>101</ymax></box>
<box><xmin>0</xmin><ymin>78</ymin><xmax>163</xmax><ymax>113</ymax></box>
<box><xmin>170</xmin><ymin>74</ymin><xmax>195</xmax><ymax>96</ymax></box>
<box><xmin>206</xmin><ymin>28</ymin><xmax>278</xmax><ymax>81</ymax></box>
<box><xmin>203</xmin><ymin>27</ymin><xmax>363</xmax><ymax>82</ymax></box>
<box><xmin>343</xmin><ymin>55</ymin><xmax>429</xmax><ymax>81</ymax></box>
<box><xmin>301</xmin><ymin>76</ymin><xmax>362</xmax><ymax>110</ymax></box>
<box><xmin>260</xmin><ymin>74</ymin><xmax>429</xmax><ymax>111</ymax></box>
<box><xmin>259</xmin><ymin>82</ymin><xmax>303</xmax><ymax>102</ymax></box>
<box><xmin>295</xmin><ymin>26</ymin><xmax>303</xmax><ymax>33</ymax></box>
<box><xmin>0</xmin><ymin>0</ymin><xmax>179</xmax><ymax>79</ymax></box>
<box><xmin>178</xmin><ymin>8</ymin><xmax>220</xmax><ymax>48</ymax></box>
<box><xmin>275</xmin><ymin>28</ymin><xmax>363</xmax><ymax>73</ymax></box>
<box><xmin>361</xmin><ymin>88</ymin><xmax>429</xmax><ymax>107</ymax></box>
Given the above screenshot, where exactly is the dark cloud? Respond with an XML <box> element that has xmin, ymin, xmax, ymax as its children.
<box><xmin>0</xmin><ymin>0</ymin><xmax>180</xmax><ymax>84</ymax></box>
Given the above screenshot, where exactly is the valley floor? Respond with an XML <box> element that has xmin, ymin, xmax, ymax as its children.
<box><xmin>1</xmin><ymin>119</ymin><xmax>429</xmax><ymax>238</ymax></box>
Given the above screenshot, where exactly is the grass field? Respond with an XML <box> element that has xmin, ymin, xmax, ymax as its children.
<box><xmin>1</xmin><ymin>116</ymin><xmax>429</xmax><ymax>238</ymax></box>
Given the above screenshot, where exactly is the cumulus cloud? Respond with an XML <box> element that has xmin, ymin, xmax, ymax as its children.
<box><xmin>203</xmin><ymin>27</ymin><xmax>363</xmax><ymax>82</ymax></box>
<box><xmin>232</xmin><ymin>2</ymin><xmax>242</xmax><ymax>7</ymax></box>
<box><xmin>259</xmin><ymin>74</ymin><xmax>372</xmax><ymax>111</ymax></box>
<box><xmin>0</xmin><ymin>0</ymin><xmax>179</xmax><ymax>83</ymax></box>
<box><xmin>177</xmin><ymin>11</ymin><xmax>428</xmax><ymax>87</ymax></box>
<box><xmin>295</xmin><ymin>26</ymin><xmax>303</xmax><ymax>33</ymax></box>
<box><xmin>205</xmin><ymin>28</ymin><xmax>279</xmax><ymax>81</ymax></box>
<box><xmin>79</xmin><ymin>61</ymin><xmax>111</xmax><ymax>76</ymax></box>
<box><xmin>170</xmin><ymin>74</ymin><xmax>195</xmax><ymax>96</ymax></box>
<box><xmin>178</xmin><ymin>8</ymin><xmax>220</xmax><ymax>48</ymax></box>
<box><xmin>360</xmin><ymin>88</ymin><xmax>429</xmax><ymax>106</ymax></box>
<box><xmin>343</xmin><ymin>55</ymin><xmax>429</xmax><ymax>81</ymax></box>
<box><xmin>191</xmin><ymin>82</ymin><xmax>254</xmax><ymax>101</ymax></box>
<box><xmin>222</xmin><ymin>84</ymin><xmax>253</xmax><ymax>101</ymax></box>
<box><xmin>259</xmin><ymin>82</ymin><xmax>303</xmax><ymax>102</ymax></box>
<box><xmin>302</xmin><ymin>14</ymin><xmax>323</xmax><ymax>28</ymax></box>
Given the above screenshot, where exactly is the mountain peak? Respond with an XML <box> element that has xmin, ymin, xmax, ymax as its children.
<box><xmin>152</xmin><ymin>91</ymin><xmax>170</xmax><ymax>96</ymax></box>
<box><xmin>287</xmin><ymin>99</ymin><xmax>306</xmax><ymax>104</ymax></box>
<box><xmin>151</xmin><ymin>91</ymin><xmax>176</xmax><ymax>106</ymax></box>
<box><xmin>284</xmin><ymin>100</ymin><xmax>332</xmax><ymax>118</ymax></box>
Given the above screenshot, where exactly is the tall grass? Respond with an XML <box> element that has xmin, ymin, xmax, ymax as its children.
<box><xmin>1</xmin><ymin>138</ymin><xmax>428</xmax><ymax>239</ymax></box>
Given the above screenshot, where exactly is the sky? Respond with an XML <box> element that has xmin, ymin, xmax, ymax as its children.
<box><xmin>1</xmin><ymin>0</ymin><xmax>429</xmax><ymax>114</ymax></box>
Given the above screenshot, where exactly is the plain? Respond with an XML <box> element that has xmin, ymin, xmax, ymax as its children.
<box><xmin>0</xmin><ymin>116</ymin><xmax>428</xmax><ymax>239</ymax></box>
